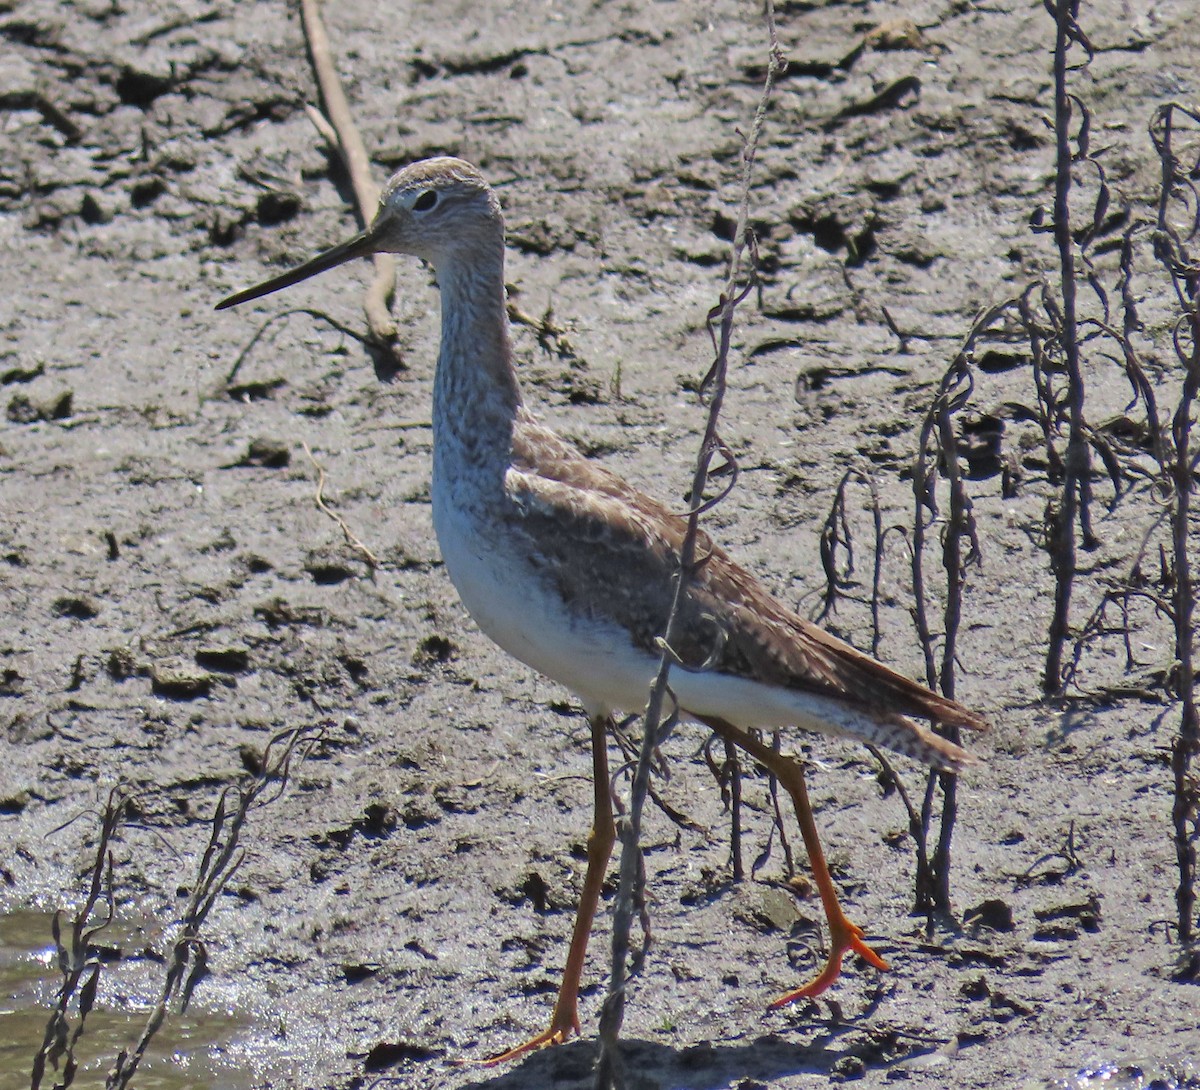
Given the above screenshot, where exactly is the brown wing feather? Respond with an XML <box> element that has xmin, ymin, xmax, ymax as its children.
<box><xmin>508</xmin><ymin>418</ymin><xmax>987</xmax><ymax>734</ymax></box>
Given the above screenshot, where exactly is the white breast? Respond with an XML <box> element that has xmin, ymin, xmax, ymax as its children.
<box><xmin>429</xmin><ymin>480</ymin><xmax>660</xmax><ymax>716</ymax></box>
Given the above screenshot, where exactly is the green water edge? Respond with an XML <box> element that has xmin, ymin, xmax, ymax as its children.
<box><xmin>1</xmin><ymin>908</ymin><xmax>255</xmax><ymax>1090</ymax></box>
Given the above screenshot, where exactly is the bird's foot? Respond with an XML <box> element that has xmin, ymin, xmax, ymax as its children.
<box><xmin>477</xmin><ymin>1006</ymin><xmax>580</xmax><ymax>1067</ymax></box>
<box><xmin>768</xmin><ymin>915</ymin><xmax>889</xmax><ymax>1008</ymax></box>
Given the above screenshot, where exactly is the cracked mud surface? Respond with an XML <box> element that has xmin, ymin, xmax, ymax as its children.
<box><xmin>3</xmin><ymin>0</ymin><xmax>1199</xmax><ymax>1086</ymax></box>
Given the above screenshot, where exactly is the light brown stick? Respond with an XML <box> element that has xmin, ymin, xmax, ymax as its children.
<box><xmin>302</xmin><ymin>440</ymin><xmax>380</xmax><ymax>569</ymax></box>
<box><xmin>299</xmin><ymin>0</ymin><xmax>402</xmax><ymax>366</ymax></box>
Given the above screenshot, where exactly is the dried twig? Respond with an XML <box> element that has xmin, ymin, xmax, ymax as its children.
<box><xmin>1042</xmin><ymin>0</ymin><xmax>1098</xmax><ymax>694</ymax></box>
<box><xmin>1017</xmin><ymin>820</ymin><xmax>1082</xmax><ymax>887</ymax></box>
<box><xmin>1150</xmin><ymin>102</ymin><xmax>1200</xmax><ymax>951</ymax></box>
<box><xmin>609</xmin><ymin>718</ymin><xmax>708</xmax><ymax>836</ymax></box>
<box><xmin>701</xmin><ymin>735</ymin><xmax>745</xmax><ymax>880</ymax></box>
<box><xmin>31</xmin><ymin>788</ymin><xmax>129</xmax><ymax>1090</ymax></box>
<box><xmin>301</xmin><ymin>439</ymin><xmax>381</xmax><ymax>569</ymax></box>
<box><xmin>1065</xmin><ymin>514</ymin><xmax>1170</xmax><ymax>687</ymax></box>
<box><xmin>818</xmin><ymin>467</ymin><xmax>886</xmax><ymax>657</ymax></box>
<box><xmin>299</xmin><ymin>0</ymin><xmax>403</xmax><ymax>369</ymax></box>
<box><xmin>507</xmin><ymin>300</ymin><xmax>583</xmax><ymax>364</ymax></box>
<box><xmin>593</xmin><ymin>7</ymin><xmax>785</xmax><ymax>1085</ymax></box>
<box><xmin>909</xmin><ymin>302</ymin><xmax>1005</xmax><ymax>915</ymax></box>
<box><xmin>106</xmin><ymin>724</ymin><xmax>326</xmax><ymax>1089</ymax></box>
<box><xmin>223</xmin><ymin>306</ymin><xmax>371</xmax><ymax>389</ymax></box>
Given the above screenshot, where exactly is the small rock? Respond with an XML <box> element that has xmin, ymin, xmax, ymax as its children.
<box><xmin>52</xmin><ymin>595</ymin><xmax>99</xmax><ymax>620</ymax></box>
<box><xmin>150</xmin><ymin>664</ymin><xmax>212</xmax><ymax>700</ymax></box>
<box><xmin>964</xmin><ymin>897</ymin><xmax>1015</xmax><ymax>933</ymax></box>
<box><xmin>8</xmin><ymin>390</ymin><xmax>72</xmax><ymax>423</ymax></box>
<box><xmin>342</xmin><ymin>961</ymin><xmax>382</xmax><ymax>983</ymax></box>
<box><xmin>0</xmin><ymin>790</ymin><xmax>29</xmax><ymax>814</ymax></box>
<box><xmin>363</xmin><ymin>1040</ymin><xmax>440</xmax><ymax>1071</ymax></box>
<box><xmin>256</xmin><ymin>189</ymin><xmax>301</xmax><ymax>225</ymax></box>
<box><xmin>194</xmin><ymin>645</ymin><xmax>250</xmax><ymax>673</ymax></box>
<box><xmin>241</xmin><ymin>438</ymin><xmax>291</xmax><ymax>468</ymax></box>
<box><xmin>80</xmin><ymin>192</ymin><xmax>113</xmax><ymax>224</ymax></box>
<box><xmin>832</xmin><ymin>1054</ymin><xmax>866</xmax><ymax>1081</ymax></box>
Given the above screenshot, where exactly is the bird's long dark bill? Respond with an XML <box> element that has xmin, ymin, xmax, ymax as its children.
<box><xmin>215</xmin><ymin>227</ymin><xmax>380</xmax><ymax>310</ymax></box>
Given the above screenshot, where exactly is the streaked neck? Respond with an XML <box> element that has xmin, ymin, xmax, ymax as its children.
<box><xmin>431</xmin><ymin>237</ymin><xmax>522</xmax><ymax>471</ymax></box>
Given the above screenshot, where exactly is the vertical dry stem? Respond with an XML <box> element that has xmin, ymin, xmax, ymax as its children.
<box><xmin>818</xmin><ymin>468</ymin><xmax>886</xmax><ymax>657</ymax></box>
<box><xmin>104</xmin><ymin>724</ymin><xmax>324</xmax><ymax>1090</ymax></box>
<box><xmin>298</xmin><ymin>0</ymin><xmax>403</xmax><ymax>369</ymax></box>
<box><xmin>31</xmin><ymin>789</ymin><xmax>128</xmax><ymax>1090</ymax></box>
<box><xmin>1042</xmin><ymin>0</ymin><xmax>1095</xmax><ymax>693</ymax></box>
<box><xmin>1150</xmin><ymin>102</ymin><xmax>1200</xmax><ymax>950</ymax></box>
<box><xmin>909</xmin><ymin>305</ymin><xmax>998</xmax><ymax>913</ymax></box>
<box><xmin>593</xmin><ymin>8</ymin><xmax>785</xmax><ymax>1086</ymax></box>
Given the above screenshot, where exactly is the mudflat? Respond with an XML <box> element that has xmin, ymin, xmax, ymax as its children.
<box><xmin>2</xmin><ymin>0</ymin><xmax>1198</xmax><ymax>1086</ymax></box>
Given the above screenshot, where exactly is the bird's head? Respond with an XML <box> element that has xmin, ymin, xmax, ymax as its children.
<box><xmin>216</xmin><ymin>157</ymin><xmax>501</xmax><ymax>310</ymax></box>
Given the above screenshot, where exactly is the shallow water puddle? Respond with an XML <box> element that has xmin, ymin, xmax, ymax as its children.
<box><xmin>0</xmin><ymin>909</ymin><xmax>253</xmax><ymax>1090</ymax></box>
<box><xmin>1038</xmin><ymin>1063</ymin><xmax>1200</xmax><ymax>1090</ymax></box>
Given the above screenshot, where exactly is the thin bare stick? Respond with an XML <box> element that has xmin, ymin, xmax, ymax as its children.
<box><xmin>866</xmin><ymin>743</ymin><xmax>932</xmax><ymax>895</ymax></box>
<box><xmin>106</xmin><ymin>724</ymin><xmax>326</xmax><ymax>1090</ymax></box>
<box><xmin>593</xmin><ymin>8</ymin><xmax>785</xmax><ymax>1086</ymax></box>
<box><xmin>724</xmin><ymin>737</ymin><xmax>744</xmax><ymax>881</ymax></box>
<box><xmin>507</xmin><ymin>300</ymin><xmax>583</xmax><ymax>363</ymax></box>
<box><xmin>1150</xmin><ymin>102</ymin><xmax>1200</xmax><ymax>954</ymax></box>
<box><xmin>818</xmin><ymin>467</ymin><xmax>886</xmax><ymax>656</ymax></box>
<box><xmin>1042</xmin><ymin>0</ymin><xmax>1095</xmax><ymax>694</ymax></box>
<box><xmin>31</xmin><ymin>788</ymin><xmax>129</xmax><ymax>1090</ymax></box>
<box><xmin>304</xmin><ymin>101</ymin><xmax>338</xmax><ymax>149</ymax></box>
<box><xmin>298</xmin><ymin>0</ymin><xmax>403</xmax><ymax>368</ymax></box>
<box><xmin>301</xmin><ymin>440</ymin><xmax>381</xmax><ymax>569</ymax></box>
<box><xmin>909</xmin><ymin>302</ymin><xmax>1004</xmax><ymax>915</ymax></box>
<box><xmin>223</xmin><ymin>306</ymin><xmax>372</xmax><ymax>389</ymax></box>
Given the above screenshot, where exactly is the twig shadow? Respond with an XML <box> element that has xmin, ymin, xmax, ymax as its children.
<box><xmin>367</xmin><ymin>337</ymin><xmax>405</xmax><ymax>383</ymax></box>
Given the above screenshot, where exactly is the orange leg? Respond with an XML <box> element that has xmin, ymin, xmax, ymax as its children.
<box><xmin>701</xmin><ymin>717</ymin><xmax>889</xmax><ymax>1005</ymax></box>
<box><xmin>482</xmin><ymin>713</ymin><xmax>615</xmax><ymax>1065</ymax></box>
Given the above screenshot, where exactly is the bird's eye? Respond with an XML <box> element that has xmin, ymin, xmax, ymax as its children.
<box><xmin>413</xmin><ymin>190</ymin><xmax>438</xmax><ymax>212</ymax></box>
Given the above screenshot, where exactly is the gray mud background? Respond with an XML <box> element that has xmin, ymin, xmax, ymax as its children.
<box><xmin>3</xmin><ymin>0</ymin><xmax>1199</xmax><ymax>1087</ymax></box>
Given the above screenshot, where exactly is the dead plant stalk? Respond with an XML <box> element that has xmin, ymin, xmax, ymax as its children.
<box><xmin>1150</xmin><ymin>102</ymin><xmax>1200</xmax><ymax>948</ymax></box>
<box><xmin>1043</xmin><ymin>0</ymin><xmax>1097</xmax><ymax>694</ymax></box>
<box><xmin>592</xmin><ymin>6</ymin><xmax>785</xmax><ymax>1086</ymax></box>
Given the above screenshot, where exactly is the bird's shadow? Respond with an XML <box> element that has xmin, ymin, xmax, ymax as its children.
<box><xmin>450</xmin><ymin>1021</ymin><xmax>921</xmax><ymax>1090</ymax></box>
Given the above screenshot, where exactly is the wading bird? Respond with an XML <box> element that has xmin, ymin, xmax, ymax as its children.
<box><xmin>218</xmin><ymin>157</ymin><xmax>984</xmax><ymax>1063</ymax></box>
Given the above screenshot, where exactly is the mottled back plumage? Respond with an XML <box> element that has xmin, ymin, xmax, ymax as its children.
<box><xmin>507</xmin><ymin>413</ymin><xmax>984</xmax><ymax>771</ymax></box>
